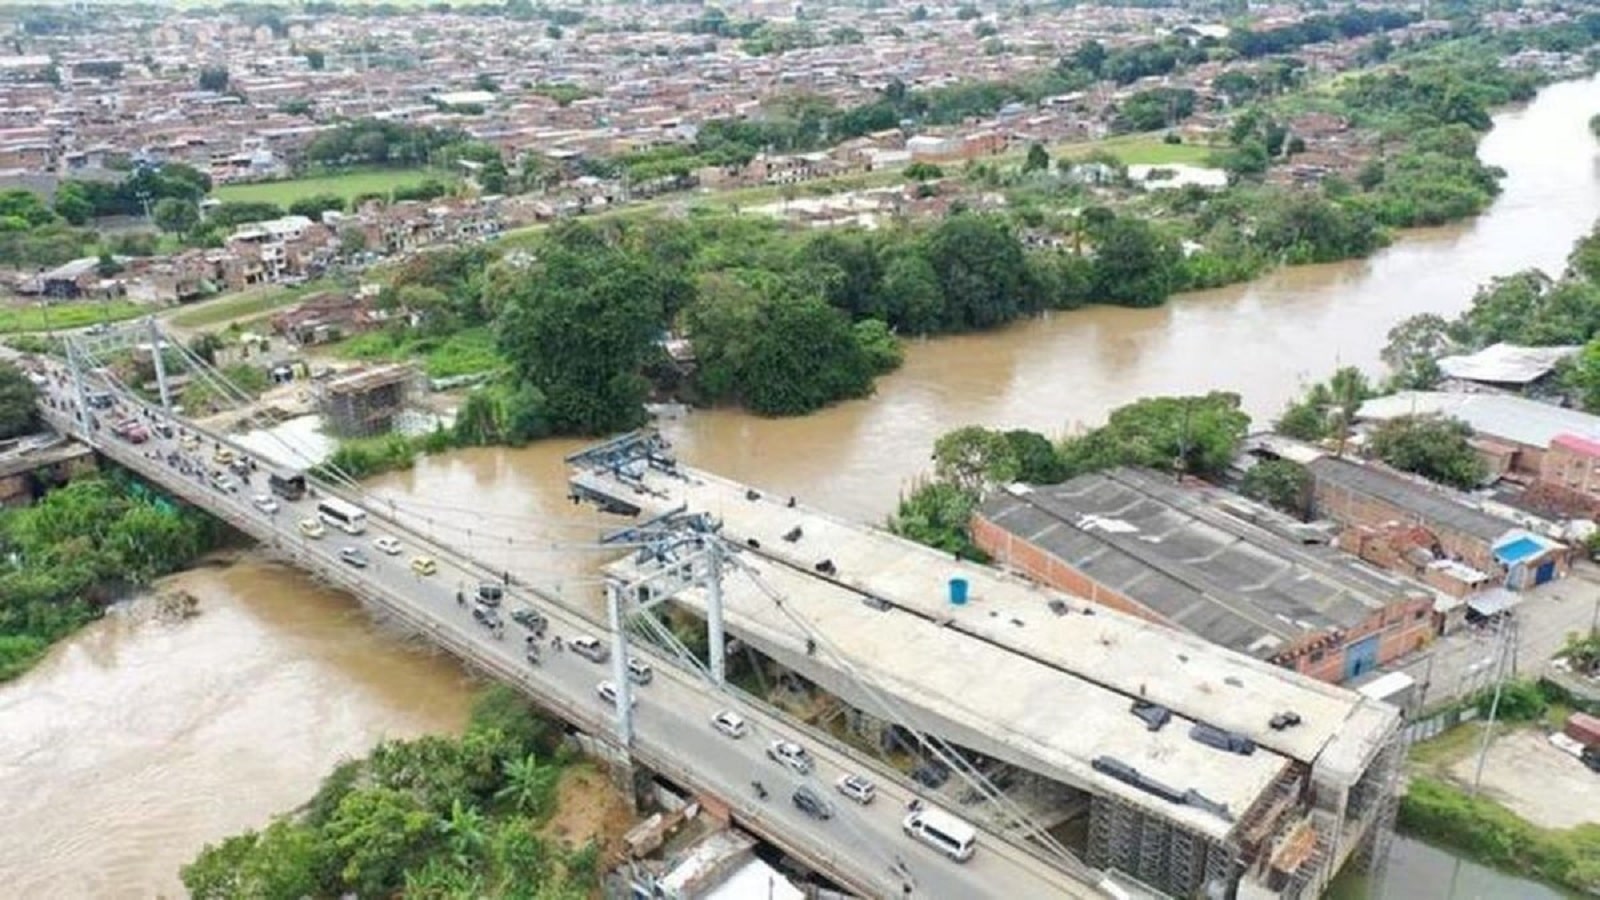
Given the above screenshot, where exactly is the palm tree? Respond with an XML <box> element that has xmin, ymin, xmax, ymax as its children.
<box><xmin>437</xmin><ymin>799</ymin><xmax>489</xmax><ymax>867</ymax></box>
<box><xmin>496</xmin><ymin>753</ymin><xmax>560</xmax><ymax>817</ymax></box>
<box><xmin>402</xmin><ymin>857</ymin><xmax>483</xmax><ymax>899</ymax></box>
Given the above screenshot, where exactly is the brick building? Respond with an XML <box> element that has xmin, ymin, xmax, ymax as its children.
<box><xmin>972</xmin><ymin>467</ymin><xmax>1437</xmax><ymax>684</ymax></box>
<box><xmin>1307</xmin><ymin>456</ymin><xmax>1569</xmax><ymax>590</ymax></box>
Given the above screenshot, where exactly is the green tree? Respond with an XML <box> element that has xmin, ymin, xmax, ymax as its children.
<box><xmin>437</xmin><ymin>798</ymin><xmax>489</xmax><ymax>866</ymax></box>
<box><xmin>904</xmin><ymin>161</ymin><xmax>943</xmax><ymax>181</ymax></box>
<box><xmin>287</xmin><ymin>194</ymin><xmax>346</xmax><ymax>219</ymax></box>
<box><xmin>325</xmin><ymin>786</ymin><xmax>440</xmax><ymax>896</ymax></box>
<box><xmin>1240</xmin><ymin>459</ymin><xmax>1310</xmax><ymax>517</ymax></box>
<box><xmin>1368</xmin><ymin>415</ymin><xmax>1487</xmax><ymax>489</ymax></box>
<box><xmin>1089</xmin><ymin>216</ymin><xmax>1181</xmax><ymax>307</ymax></box>
<box><xmin>496</xmin><ymin>234</ymin><xmax>679</xmax><ymax>434</ymax></box>
<box><xmin>1382</xmin><ymin>313</ymin><xmax>1452</xmax><ymax>390</ymax></box>
<box><xmin>52</xmin><ymin>182</ymin><xmax>92</xmax><ymax>225</ymax></box>
<box><xmin>878</xmin><ymin>250</ymin><xmax>944</xmax><ymax>334</ymax></box>
<box><xmin>152</xmin><ymin>197</ymin><xmax>199</xmax><ymax>237</ymax></box>
<box><xmin>888</xmin><ymin>480</ymin><xmax>985</xmax><ymax>560</ymax></box>
<box><xmin>1059</xmin><ymin>393</ymin><xmax>1251</xmax><ymax>478</ymax></box>
<box><xmin>1565</xmin><ymin>338</ymin><xmax>1600</xmax><ymax>413</ymax></box>
<box><xmin>932</xmin><ymin>426</ymin><xmax>1019</xmax><ymax>495</ymax></box>
<box><xmin>923</xmin><ymin>213</ymin><xmax>1030</xmax><ymax>330</ymax></box>
<box><xmin>0</xmin><ymin>361</ymin><xmax>40</xmax><ymax>439</ymax></box>
<box><xmin>1004</xmin><ymin>429</ymin><xmax>1067</xmax><ymax>484</ymax></box>
<box><xmin>1022</xmin><ymin>141</ymin><xmax>1050</xmax><ymax>174</ymax></box>
<box><xmin>198</xmin><ymin>66</ymin><xmax>230</xmax><ymax>92</ymax></box>
<box><xmin>495</xmin><ymin>753</ymin><xmax>560</xmax><ymax>816</ymax></box>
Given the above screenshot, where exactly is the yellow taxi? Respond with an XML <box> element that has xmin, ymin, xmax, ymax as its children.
<box><xmin>410</xmin><ymin>555</ymin><xmax>438</xmax><ymax>576</ymax></box>
<box><xmin>298</xmin><ymin>518</ymin><xmax>326</xmax><ymax>539</ymax></box>
<box><xmin>179</xmin><ymin>433</ymin><xmax>200</xmax><ymax>452</ymax></box>
<box><xmin>213</xmin><ymin>447</ymin><xmax>236</xmax><ymax>466</ymax></box>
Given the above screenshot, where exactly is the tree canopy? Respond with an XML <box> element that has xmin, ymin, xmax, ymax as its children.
<box><xmin>0</xmin><ymin>361</ymin><xmax>40</xmax><ymax>440</ymax></box>
<box><xmin>1368</xmin><ymin>415</ymin><xmax>1487</xmax><ymax>489</ymax></box>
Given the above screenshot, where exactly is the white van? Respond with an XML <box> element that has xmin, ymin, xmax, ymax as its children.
<box><xmin>902</xmin><ymin>807</ymin><xmax>976</xmax><ymax>862</ymax></box>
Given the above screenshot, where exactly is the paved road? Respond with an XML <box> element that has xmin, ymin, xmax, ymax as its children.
<box><xmin>30</xmin><ymin>365</ymin><xmax>1098</xmax><ymax>900</ymax></box>
<box><xmin>1399</xmin><ymin>565</ymin><xmax>1600</xmax><ymax>710</ymax></box>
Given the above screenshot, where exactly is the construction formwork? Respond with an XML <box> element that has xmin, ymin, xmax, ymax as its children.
<box><xmin>317</xmin><ymin>363</ymin><xmax>419</xmax><ymax>437</ymax></box>
<box><xmin>1087</xmin><ymin>792</ymin><xmax>1236</xmax><ymax>898</ymax></box>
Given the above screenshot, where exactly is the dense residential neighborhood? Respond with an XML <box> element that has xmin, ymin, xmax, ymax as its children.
<box><xmin>4</xmin><ymin>1</ymin><xmax>1600</xmax><ymax>899</ymax></box>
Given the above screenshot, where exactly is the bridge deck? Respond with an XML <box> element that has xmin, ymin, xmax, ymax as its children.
<box><xmin>569</xmin><ymin>461</ymin><xmax>1397</xmax><ymax>779</ymax></box>
<box><xmin>607</xmin><ymin>548</ymin><xmax>1289</xmax><ymax>842</ymax></box>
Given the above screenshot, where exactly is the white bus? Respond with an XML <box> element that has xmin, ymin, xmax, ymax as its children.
<box><xmin>902</xmin><ymin>807</ymin><xmax>976</xmax><ymax>862</ymax></box>
<box><xmin>317</xmin><ymin>497</ymin><xmax>369</xmax><ymax>535</ymax></box>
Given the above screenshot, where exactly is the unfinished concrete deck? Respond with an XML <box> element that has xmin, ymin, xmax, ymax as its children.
<box><xmin>571</xmin><ymin>463</ymin><xmax>1397</xmax><ymax>776</ymax></box>
<box><xmin>607</xmin><ymin>549</ymin><xmax>1290</xmax><ymax>842</ymax></box>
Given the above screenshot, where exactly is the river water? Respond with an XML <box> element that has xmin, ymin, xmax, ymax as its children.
<box><xmin>5</xmin><ymin>76</ymin><xmax>1600</xmax><ymax>897</ymax></box>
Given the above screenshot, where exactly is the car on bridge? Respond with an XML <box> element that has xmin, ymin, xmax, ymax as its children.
<box><xmin>340</xmin><ymin>547</ymin><xmax>370</xmax><ymax>569</ymax></box>
<box><xmin>373</xmin><ymin>536</ymin><xmax>402</xmax><ymax>555</ymax></box>
<box><xmin>767</xmin><ymin>739</ymin><xmax>814</xmax><ymax>775</ymax></box>
<box><xmin>510</xmin><ymin>607</ymin><xmax>546</xmax><ymax>635</ymax></box>
<box><xmin>299</xmin><ymin>518</ymin><xmax>326</xmax><ymax>539</ymax></box>
<box><xmin>596</xmin><ymin>680</ymin><xmax>637</xmax><ymax>708</ymax></box>
<box><xmin>477</xmin><ymin>584</ymin><xmax>504</xmax><ymax>606</ymax></box>
<box><xmin>903</xmin><ymin>807</ymin><xmax>977</xmax><ymax>863</ymax></box>
<box><xmin>712</xmin><ymin>709</ymin><xmax>748</xmax><ymax>739</ymax></box>
<box><xmin>569</xmin><ymin>635</ymin><xmax>608</xmax><ymax>663</ymax></box>
<box><xmin>836</xmin><ymin>773</ymin><xmax>877</xmax><ymax>806</ymax></box>
<box><xmin>792</xmin><ymin>785</ymin><xmax>834</xmax><ymax>821</ymax></box>
<box><xmin>626</xmin><ymin>657</ymin><xmax>653</xmax><ymax>685</ymax></box>
<box><xmin>471</xmin><ymin>605</ymin><xmax>504</xmax><ymax>633</ymax></box>
<box><xmin>252</xmin><ymin>494</ymin><xmax>279</xmax><ymax>514</ymax></box>
<box><xmin>209</xmin><ymin>472</ymin><xmax>238</xmax><ymax>493</ymax></box>
<box><xmin>410</xmin><ymin>556</ymin><xmax>437</xmax><ymax>576</ymax></box>
<box><xmin>213</xmin><ymin>447</ymin><xmax>236</xmax><ymax>466</ymax></box>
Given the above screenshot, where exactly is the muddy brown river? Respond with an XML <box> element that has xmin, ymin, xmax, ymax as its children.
<box><xmin>4</xmin><ymin>75</ymin><xmax>1599</xmax><ymax>897</ymax></box>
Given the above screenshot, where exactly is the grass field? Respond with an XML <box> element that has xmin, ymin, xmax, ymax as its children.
<box><xmin>330</xmin><ymin>325</ymin><xmax>503</xmax><ymax>380</ymax></box>
<box><xmin>167</xmin><ymin>281</ymin><xmax>335</xmax><ymax>330</ymax></box>
<box><xmin>214</xmin><ymin>168</ymin><xmax>450</xmax><ymax>205</ymax></box>
<box><xmin>0</xmin><ymin>299</ymin><xmax>148</xmax><ymax>334</ymax></box>
<box><xmin>1053</xmin><ymin>133</ymin><xmax>1220</xmax><ymax>166</ymax></box>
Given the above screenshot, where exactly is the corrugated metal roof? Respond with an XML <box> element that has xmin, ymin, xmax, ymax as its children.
<box><xmin>1436</xmin><ymin>342</ymin><xmax>1579</xmax><ymax>385</ymax></box>
<box><xmin>1356</xmin><ymin>391</ymin><xmax>1600</xmax><ymax>450</ymax></box>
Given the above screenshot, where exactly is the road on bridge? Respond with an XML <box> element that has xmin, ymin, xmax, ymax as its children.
<box><xmin>28</xmin><ymin>359</ymin><xmax>1100</xmax><ymax>900</ymax></box>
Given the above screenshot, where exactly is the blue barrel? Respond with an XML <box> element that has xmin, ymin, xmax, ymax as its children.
<box><xmin>949</xmin><ymin>577</ymin><xmax>970</xmax><ymax>605</ymax></box>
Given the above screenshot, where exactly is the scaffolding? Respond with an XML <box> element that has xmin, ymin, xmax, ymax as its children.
<box><xmin>317</xmin><ymin>363</ymin><xmax>418</xmax><ymax>437</ymax></box>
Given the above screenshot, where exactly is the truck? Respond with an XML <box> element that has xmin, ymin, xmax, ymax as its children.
<box><xmin>267</xmin><ymin>469</ymin><xmax>307</xmax><ymax>501</ymax></box>
<box><xmin>1564</xmin><ymin>712</ymin><xmax>1600</xmax><ymax>773</ymax></box>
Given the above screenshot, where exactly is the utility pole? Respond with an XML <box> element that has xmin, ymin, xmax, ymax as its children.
<box><xmin>1470</xmin><ymin>616</ymin><xmax>1515</xmax><ymax>797</ymax></box>
<box><xmin>147</xmin><ymin>317</ymin><xmax>172</xmax><ymax>413</ymax></box>
<box><xmin>606</xmin><ymin>582</ymin><xmax>635</xmax><ymax>747</ymax></box>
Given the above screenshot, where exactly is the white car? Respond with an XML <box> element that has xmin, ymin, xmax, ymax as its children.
<box><xmin>767</xmin><ymin>739</ymin><xmax>813</xmax><ymax>775</ymax></box>
<box><xmin>373</xmin><ymin>536</ymin><xmax>402</xmax><ymax>555</ymax></box>
<box><xmin>251</xmin><ymin>494</ymin><xmax>279</xmax><ymax>514</ymax></box>
<box><xmin>837</xmin><ymin>773</ymin><xmax>877</xmax><ymax>805</ymax></box>
<box><xmin>298</xmin><ymin>518</ymin><xmax>326</xmax><ymax>539</ymax></box>
<box><xmin>596</xmin><ymin>680</ymin><xmax>637</xmax><ymax>708</ymax></box>
<box><xmin>711</xmin><ymin>709</ymin><xmax>748</xmax><ymax>739</ymax></box>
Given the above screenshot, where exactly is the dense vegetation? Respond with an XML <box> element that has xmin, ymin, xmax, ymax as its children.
<box><xmin>1399</xmin><ymin>777</ymin><xmax>1600</xmax><ymax>894</ymax></box>
<box><xmin>181</xmin><ymin>686</ymin><xmax>604</xmax><ymax>899</ymax></box>
<box><xmin>0</xmin><ymin>474</ymin><xmax>223</xmax><ymax>681</ymax></box>
<box><xmin>888</xmin><ymin>393</ymin><xmax>1251</xmax><ymax>557</ymax></box>
<box><xmin>0</xmin><ymin>361</ymin><xmax>40</xmax><ymax>439</ymax></box>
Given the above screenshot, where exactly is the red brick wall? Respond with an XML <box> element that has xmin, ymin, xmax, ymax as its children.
<box><xmin>1311</xmin><ymin>476</ymin><xmax>1497</xmax><ymax>571</ymax></box>
<box><xmin>970</xmin><ymin>514</ymin><xmax>1172</xmax><ymax>625</ymax></box>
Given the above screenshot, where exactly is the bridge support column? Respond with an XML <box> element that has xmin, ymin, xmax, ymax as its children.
<box><xmin>707</xmin><ymin>540</ymin><xmax>727</xmax><ymax>686</ymax></box>
<box><xmin>65</xmin><ymin>339</ymin><xmax>92</xmax><ymax>439</ymax></box>
<box><xmin>147</xmin><ymin>317</ymin><xmax>172</xmax><ymax>413</ymax></box>
<box><xmin>606</xmin><ymin>583</ymin><xmax>635</xmax><ymax>747</ymax></box>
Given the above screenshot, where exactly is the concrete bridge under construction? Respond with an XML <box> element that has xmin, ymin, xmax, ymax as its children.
<box><xmin>22</xmin><ymin>322</ymin><xmax>1402</xmax><ymax>899</ymax></box>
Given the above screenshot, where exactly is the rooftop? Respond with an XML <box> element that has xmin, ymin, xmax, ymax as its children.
<box><xmin>569</xmin><ymin>443</ymin><xmax>1398</xmax><ymax>781</ymax></box>
<box><xmin>1436</xmin><ymin>342</ymin><xmax>1579</xmax><ymax>385</ymax></box>
<box><xmin>1306</xmin><ymin>456</ymin><xmax>1517</xmax><ymax>543</ymax></box>
<box><xmin>1355</xmin><ymin>391</ymin><xmax>1600</xmax><ymax>451</ymax></box>
<box><xmin>976</xmin><ymin>468</ymin><xmax>1428</xmax><ymax>659</ymax></box>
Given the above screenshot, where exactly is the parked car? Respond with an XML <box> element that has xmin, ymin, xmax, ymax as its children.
<box><xmin>767</xmin><ymin>740</ymin><xmax>813</xmax><ymax>775</ymax></box>
<box><xmin>477</xmin><ymin>583</ymin><xmax>504</xmax><ymax>606</ymax></box>
<box><xmin>373</xmin><ymin>536</ymin><xmax>402</xmax><ymax>555</ymax></box>
<box><xmin>836</xmin><ymin>774</ymin><xmax>876</xmax><ymax>805</ymax></box>
<box><xmin>711</xmin><ymin>709</ymin><xmax>748</xmax><ymax>739</ymax></box>
<box><xmin>792</xmin><ymin>785</ymin><xmax>834</xmax><ymax>821</ymax></box>
<box><xmin>339</xmin><ymin>547</ymin><xmax>369</xmax><ymax>569</ymax></box>
<box><xmin>570</xmin><ymin>635</ymin><xmax>608</xmax><ymax>663</ymax></box>
<box><xmin>472</xmin><ymin>606</ymin><xmax>504</xmax><ymax>630</ymax></box>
